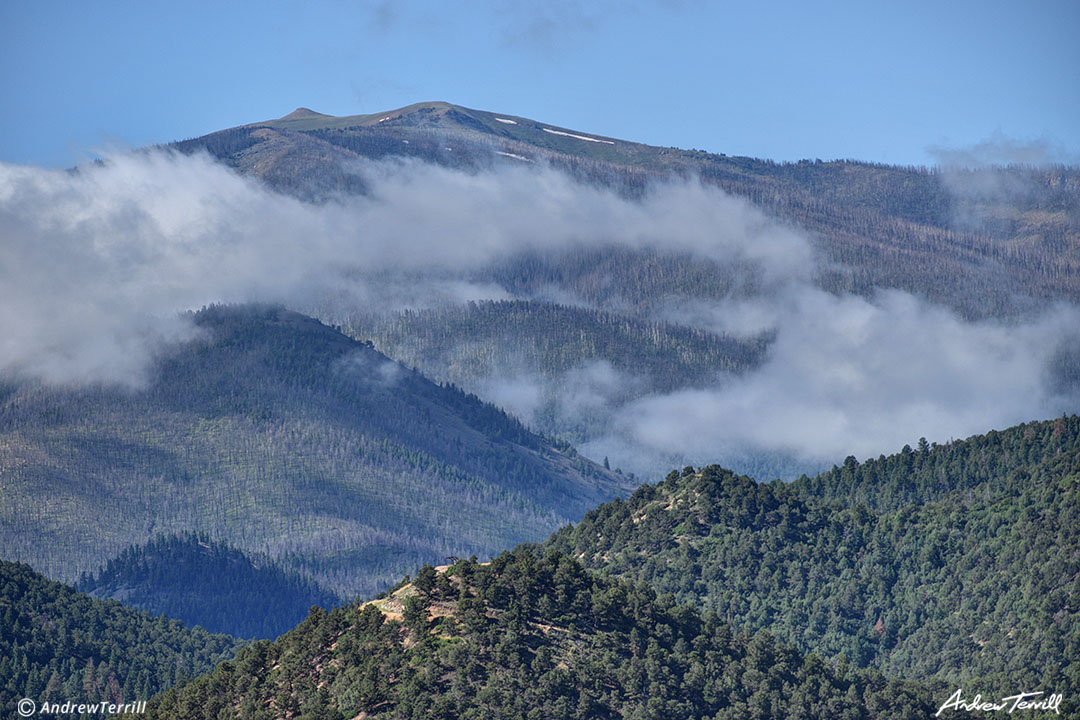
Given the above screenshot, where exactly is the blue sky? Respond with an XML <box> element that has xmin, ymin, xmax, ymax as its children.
<box><xmin>2</xmin><ymin>0</ymin><xmax>1078</xmax><ymax>168</ymax></box>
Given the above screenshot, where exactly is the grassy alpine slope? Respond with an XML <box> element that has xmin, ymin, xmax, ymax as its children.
<box><xmin>176</xmin><ymin>101</ymin><xmax>1080</xmax><ymax>320</ymax></box>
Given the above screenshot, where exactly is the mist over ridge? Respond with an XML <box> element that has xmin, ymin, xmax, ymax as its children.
<box><xmin>1</xmin><ymin>141</ymin><xmax>1077</xmax><ymax>478</ymax></box>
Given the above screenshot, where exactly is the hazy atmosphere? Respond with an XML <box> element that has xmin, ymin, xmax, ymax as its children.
<box><xmin>3</xmin><ymin>150</ymin><xmax>1076</xmax><ymax>476</ymax></box>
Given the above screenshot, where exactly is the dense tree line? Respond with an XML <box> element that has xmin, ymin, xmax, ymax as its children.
<box><xmin>0</xmin><ymin>560</ymin><xmax>243</xmax><ymax>717</ymax></box>
<box><xmin>794</xmin><ymin>415</ymin><xmax>1080</xmax><ymax>510</ymax></box>
<box><xmin>546</xmin><ymin>417</ymin><xmax>1080</xmax><ymax>695</ymax></box>
<box><xmin>77</xmin><ymin>533</ymin><xmax>342</xmax><ymax>640</ymax></box>
<box><xmin>144</xmin><ymin>550</ymin><xmax>940</xmax><ymax>720</ymax></box>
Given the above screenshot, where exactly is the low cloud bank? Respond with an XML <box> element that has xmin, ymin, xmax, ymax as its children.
<box><xmin>617</xmin><ymin>288</ymin><xmax>1079</xmax><ymax>470</ymax></box>
<box><xmin>1</xmin><ymin>149</ymin><xmax>1075</xmax><ymax>474</ymax></box>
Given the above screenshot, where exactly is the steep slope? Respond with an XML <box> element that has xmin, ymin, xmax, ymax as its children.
<box><xmin>546</xmin><ymin>417</ymin><xmax>1080</xmax><ymax>695</ymax></box>
<box><xmin>0</xmin><ymin>559</ymin><xmax>243</xmax><ymax>716</ymax></box>
<box><xmin>0</xmin><ymin>305</ymin><xmax>628</xmax><ymax>599</ymax></box>
<box><xmin>144</xmin><ymin>550</ymin><xmax>939</xmax><ymax>720</ymax></box>
<box><xmin>77</xmin><ymin>534</ymin><xmax>341</xmax><ymax>640</ymax></box>
<box><xmin>172</xmin><ymin>101</ymin><xmax>1080</xmax><ymax>319</ymax></box>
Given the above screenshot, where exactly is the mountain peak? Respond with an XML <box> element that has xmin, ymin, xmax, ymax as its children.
<box><xmin>280</xmin><ymin>107</ymin><xmax>330</xmax><ymax>120</ymax></box>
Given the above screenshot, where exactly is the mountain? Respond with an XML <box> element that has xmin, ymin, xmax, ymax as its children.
<box><xmin>77</xmin><ymin>534</ymin><xmax>341</xmax><ymax>640</ymax></box>
<box><xmin>545</xmin><ymin>416</ymin><xmax>1080</xmax><ymax>695</ymax></box>
<box><xmin>173</xmin><ymin>101</ymin><xmax>1080</xmax><ymax>320</ymax></box>
<box><xmin>0</xmin><ymin>305</ymin><xmax>629</xmax><ymax>600</ymax></box>
<box><xmin>143</xmin><ymin>549</ymin><xmax>939</xmax><ymax>720</ymax></box>
<box><xmin>166</xmin><ymin>101</ymin><xmax>1080</xmax><ymax>481</ymax></box>
<box><xmin>105</xmin><ymin>416</ymin><xmax>1078</xmax><ymax>718</ymax></box>
<box><xmin>0</xmin><ymin>559</ymin><xmax>243</xmax><ymax>716</ymax></box>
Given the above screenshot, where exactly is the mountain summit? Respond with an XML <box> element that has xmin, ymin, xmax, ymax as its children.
<box><xmin>173</xmin><ymin>101</ymin><xmax>1080</xmax><ymax>319</ymax></box>
<box><xmin>278</xmin><ymin>106</ymin><xmax>332</xmax><ymax>121</ymax></box>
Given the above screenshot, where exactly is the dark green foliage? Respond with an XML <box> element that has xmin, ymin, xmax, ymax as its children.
<box><xmin>0</xmin><ymin>305</ymin><xmax>629</xmax><ymax>600</ymax></box>
<box><xmin>77</xmin><ymin>534</ymin><xmax>341</xmax><ymax>640</ymax></box>
<box><xmin>547</xmin><ymin>417</ymin><xmax>1080</xmax><ymax>695</ymax></box>
<box><xmin>793</xmin><ymin>415</ymin><xmax>1080</xmax><ymax>511</ymax></box>
<box><xmin>0</xmin><ymin>560</ymin><xmax>242</xmax><ymax>717</ymax></box>
<box><xmin>143</xmin><ymin>549</ymin><xmax>940</xmax><ymax>719</ymax></box>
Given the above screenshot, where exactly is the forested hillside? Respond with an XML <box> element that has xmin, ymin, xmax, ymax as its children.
<box><xmin>0</xmin><ymin>560</ymin><xmax>243</xmax><ymax>717</ymax></box>
<box><xmin>546</xmin><ymin>417</ymin><xmax>1080</xmax><ymax>696</ymax></box>
<box><xmin>77</xmin><ymin>534</ymin><xmax>341</xmax><ymax>640</ymax></box>
<box><xmin>0</xmin><ymin>305</ymin><xmax>627</xmax><ymax>599</ymax></box>
<box><xmin>143</xmin><ymin>550</ymin><xmax>940</xmax><ymax>720</ymax></box>
<box><xmin>350</xmin><ymin>300</ymin><xmax>766</xmax><ymax>391</ymax></box>
<box><xmin>345</xmin><ymin>299</ymin><xmax>768</xmax><ymax>446</ymax></box>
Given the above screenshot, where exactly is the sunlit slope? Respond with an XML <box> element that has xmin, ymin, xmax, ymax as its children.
<box><xmin>546</xmin><ymin>417</ymin><xmax>1080</xmax><ymax>692</ymax></box>
<box><xmin>144</xmin><ymin>549</ymin><xmax>940</xmax><ymax>719</ymax></box>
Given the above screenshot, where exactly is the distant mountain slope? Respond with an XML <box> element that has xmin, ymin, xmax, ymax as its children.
<box><xmin>352</xmin><ymin>300</ymin><xmax>766</xmax><ymax>391</ymax></box>
<box><xmin>166</xmin><ymin>102</ymin><xmax>1080</xmax><ymax>481</ymax></box>
<box><xmin>144</xmin><ymin>550</ymin><xmax>939</xmax><ymax>720</ymax></box>
<box><xmin>77</xmin><ymin>534</ymin><xmax>341</xmax><ymax>639</ymax></box>
<box><xmin>0</xmin><ymin>559</ymin><xmax>242</xmax><ymax>716</ymax></box>
<box><xmin>0</xmin><ymin>305</ymin><xmax>628</xmax><ymax>599</ymax></box>
<box><xmin>172</xmin><ymin>101</ymin><xmax>1080</xmax><ymax>319</ymax></box>
<box><xmin>345</xmin><ymin>299</ymin><xmax>768</xmax><ymax>447</ymax></box>
<box><xmin>545</xmin><ymin>417</ymin><xmax>1080</xmax><ymax>694</ymax></box>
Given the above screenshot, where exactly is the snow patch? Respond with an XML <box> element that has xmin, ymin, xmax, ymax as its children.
<box><xmin>542</xmin><ymin>128</ymin><xmax>615</xmax><ymax>145</ymax></box>
<box><xmin>496</xmin><ymin>151</ymin><xmax>532</xmax><ymax>162</ymax></box>
<box><xmin>378</xmin><ymin>116</ymin><xmax>392</xmax><ymax>123</ymax></box>
<box><xmin>495</xmin><ymin>118</ymin><xmax>518</xmax><ymax>125</ymax></box>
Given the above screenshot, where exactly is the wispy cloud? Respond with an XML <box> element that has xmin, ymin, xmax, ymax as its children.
<box><xmin>1</xmin><ymin>149</ymin><xmax>1074</xmax><ymax>476</ymax></box>
<box><xmin>928</xmin><ymin>130</ymin><xmax>1070</xmax><ymax>169</ymax></box>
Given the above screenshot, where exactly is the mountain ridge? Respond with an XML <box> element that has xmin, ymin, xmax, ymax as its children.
<box><xmin>0</xmin><ymin>304</ymin><xmax>629</xmax><ymax>600</ymax></box>
<box><xmin>77</xmin><ymin>533</ymin><xmax>342</xmax><ymax>639</ymax></box>
<box><xmin>544</xmin><ymin>415</ymin><xmax>1080</xmax><ymax>693</ymax></box>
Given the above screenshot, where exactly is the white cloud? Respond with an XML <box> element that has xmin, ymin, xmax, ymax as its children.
<box><xmin>2</xmin><ymin>148</ymin><xmax>1074</xmax><ymax>474</ymax></box>
<box><xmin>619</xmin><ymin>288</ymin><xmax>1080</xmax><ymax>465</ymax></box>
